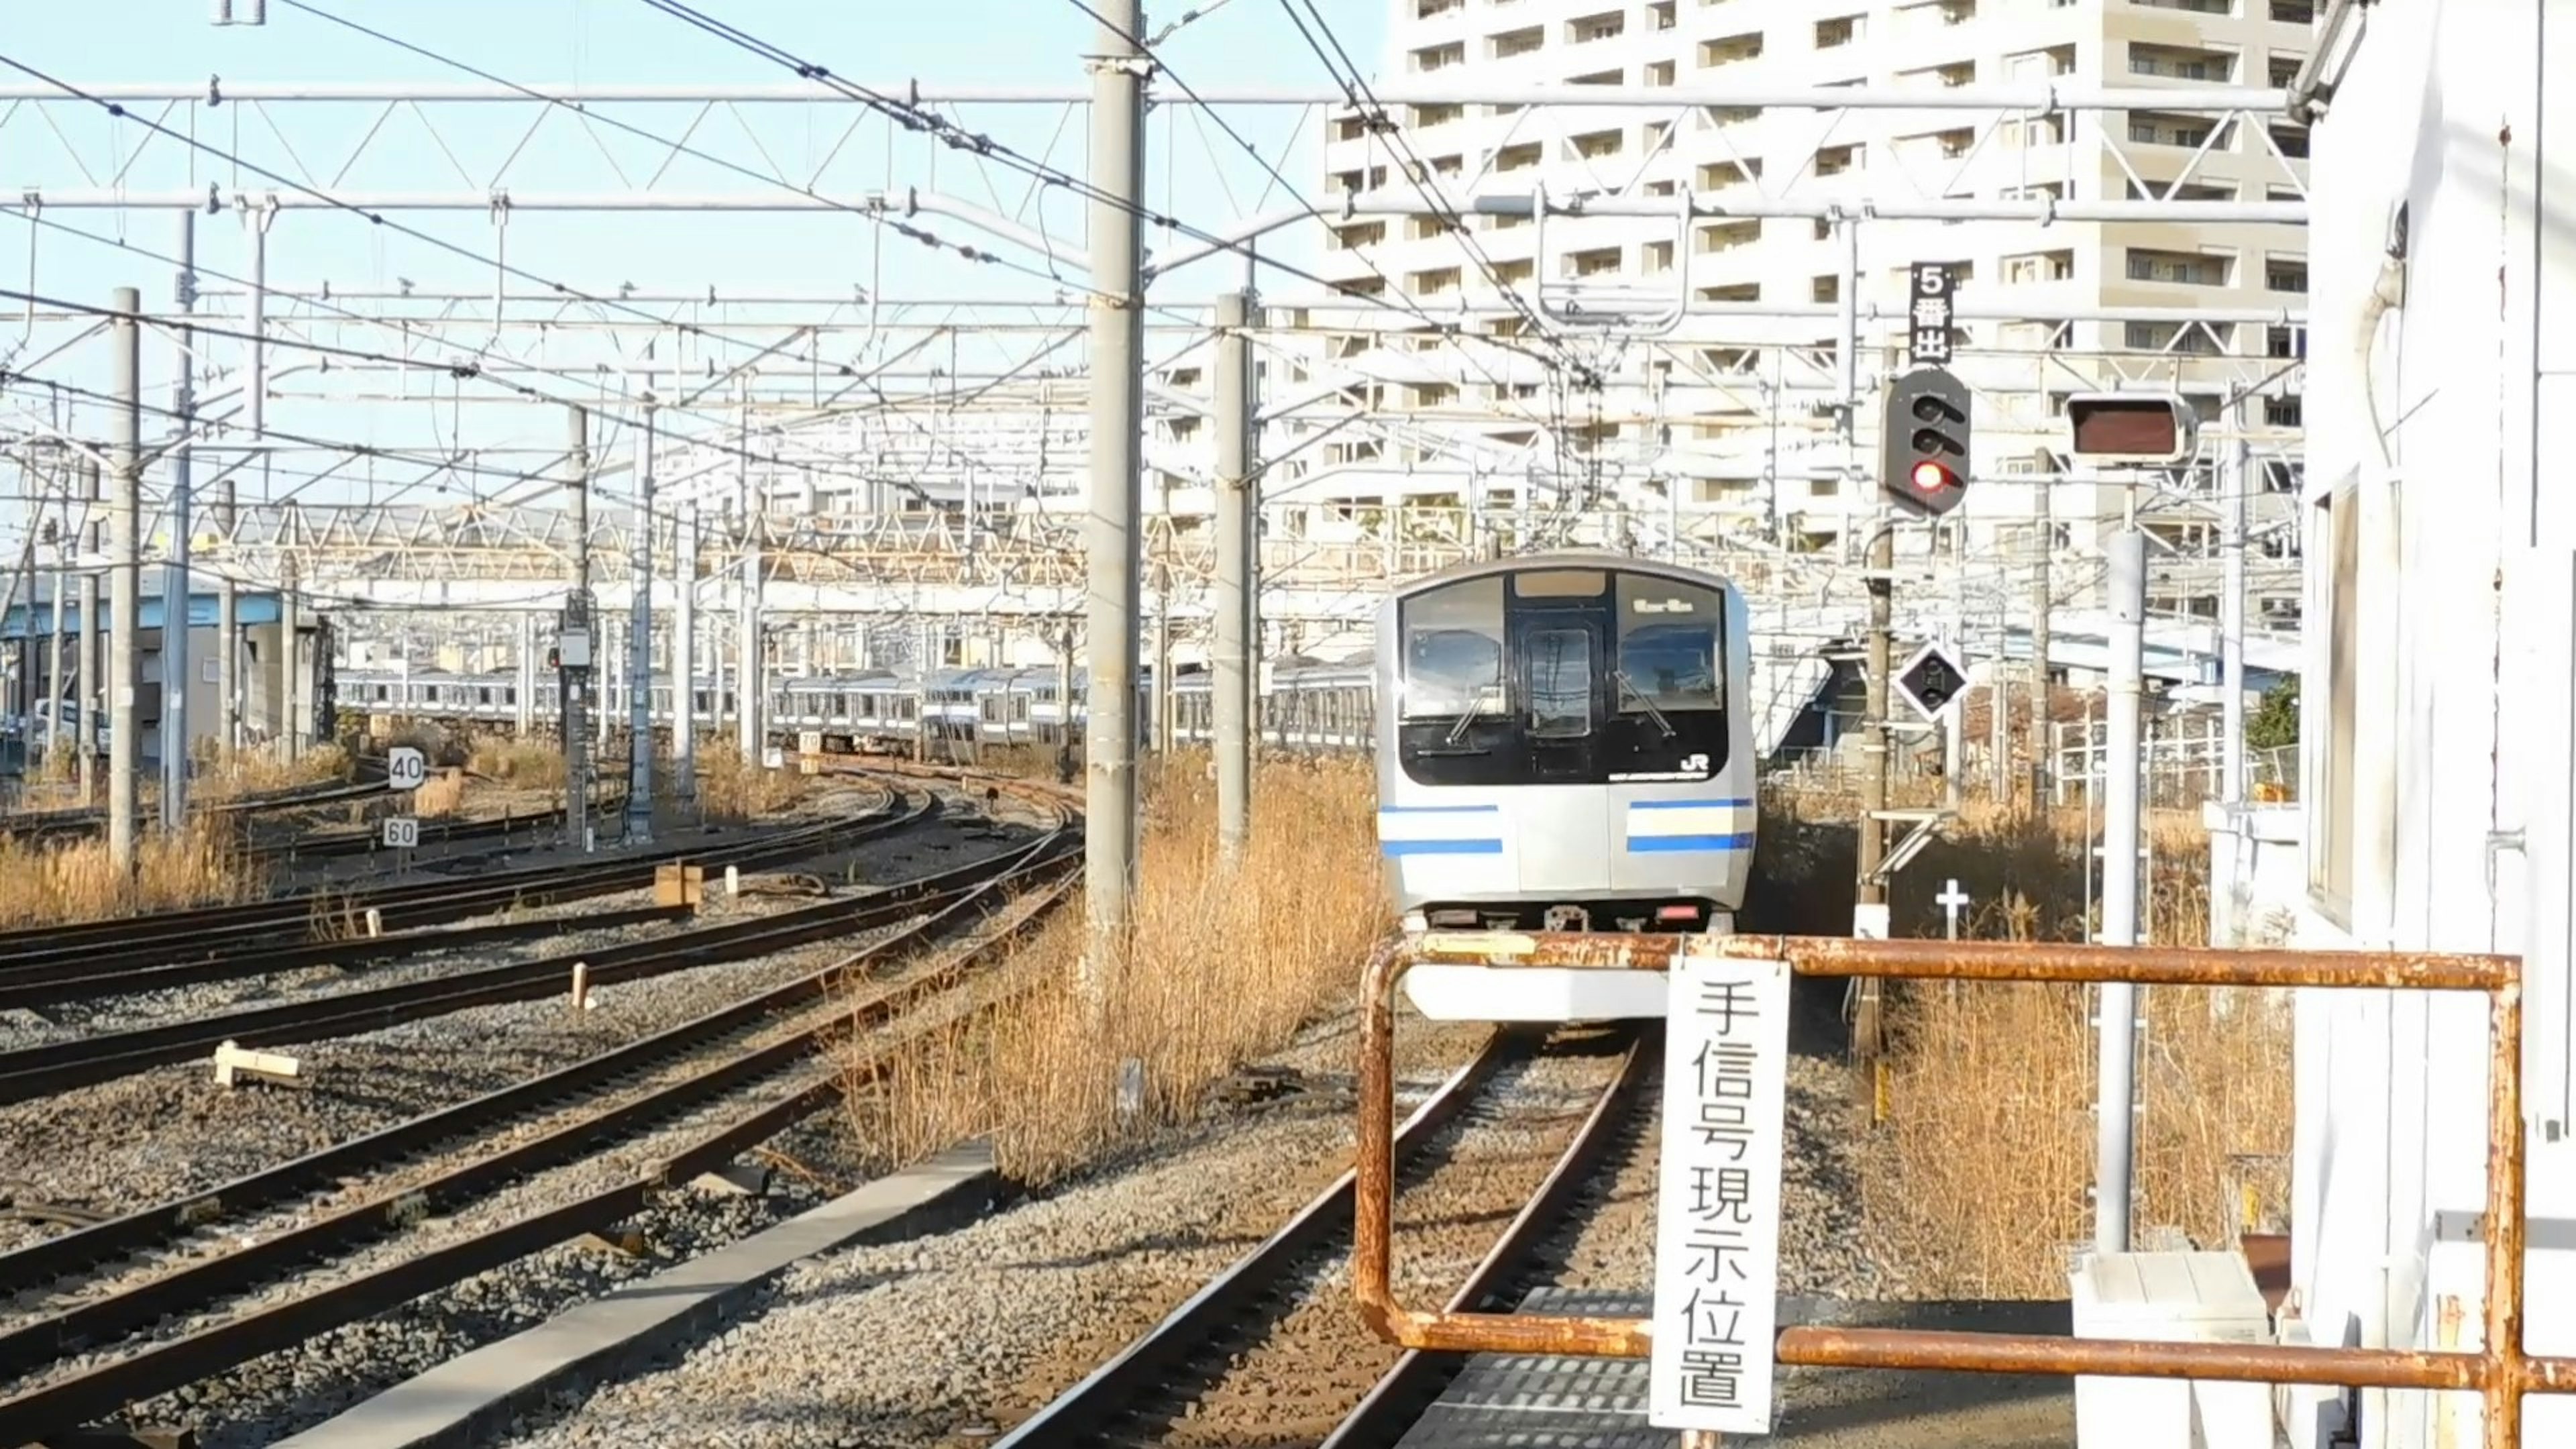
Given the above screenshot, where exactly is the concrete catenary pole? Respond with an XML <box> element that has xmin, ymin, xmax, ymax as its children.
<box><xmin>564</xmin><ymin>405</ymin><xmax>593</xmax><ymax>851</ymax></box>
<box><xmin>1081</xmin><ymin>0</ymin><xmax>1149</xmax><ymax>998</ymax></box>
<box><xmin>674</xmin><ymin>498</ymin><xmax>698</xmax><ymax>806</ymax></box>
<box><xmin>76</xmin><ymin>459</ymin><xmax>99</xmax><ymax>808</ymax></box>
<box><xmin>162</xmin><ymin>211</ymin><xmax>196</xmax><ymax>828</ymax></box>
<box><xmin>1841</xmin><ymin>214</ymin><xmax>1890</xmax><ymax>1063</ymax></box>
<box><xmin>625</xmin><ymin>398</ymin><xmax>656</xmax><ymax>844</ymax></box>
<box><xmin>736</xmin><ymin>397</ymin><xmax>764</xmax><ymax>763</ymax></box>
<box><xmin>107</xmin><ymin>286</ymin><xmax>142</xmax><ymax>877</ymax></box>
<box><xmin>1213</xmin><ymin>288</ymin><xmax>1255</xmax><ymax>865</ymax></box>
<box><xmin>219</xmin><ymin>209</ymin><xmax>270</xmax><ymax>756</ymax></box>
<box><xmin>2220</xmin><ymin>424</ymin><xmax>2249</xmax><ymax>806</ymax></box>
<box><xmin>2095</xmin><ymin>525</ymin><xmax>2148</xmax><ymax>1255</ymax></box>
<box><xmin>2029</xmin><ymin>470</ymin><xmax>2055</xmax><ymax>807</ymax></box>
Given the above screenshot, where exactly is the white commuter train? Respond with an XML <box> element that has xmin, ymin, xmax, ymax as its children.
<box><xmin>1371</xmin><ymin>551</ymin><xmax>1759</xmax><ymax>1024</ymax></box>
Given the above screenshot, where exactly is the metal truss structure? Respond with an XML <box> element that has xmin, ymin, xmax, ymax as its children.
<box><xmin>0</xmin><ymin>47</ymin><xmax>2308</xmax><ymax>692</ymax></box>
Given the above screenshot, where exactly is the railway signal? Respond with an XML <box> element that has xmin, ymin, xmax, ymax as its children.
<box><xmin>1879</xmin><ymin>364</ymin><xmax>1973</xmax><ymax>518</ymax></box>
<box><xmin>2065</xmin><ymin>390</ymin><xmax>2198</xmax><ymax>464</ymax></box>
<box><xmin>1893</xmin><ymin>641</ymin><xmax>1968</xmax><ymax>724</ymax></box>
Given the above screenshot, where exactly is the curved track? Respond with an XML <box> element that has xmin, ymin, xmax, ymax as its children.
<box><xmin>0</xmin><ymin>781</ymin><xmax>1082</xmax><ymax>1447</ymax></box>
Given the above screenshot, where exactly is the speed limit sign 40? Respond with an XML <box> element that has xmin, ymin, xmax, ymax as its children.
<box><xmin>388</xmin><ymin>747</ymin><xmax>428</xmax><ymax>791</ymax></box>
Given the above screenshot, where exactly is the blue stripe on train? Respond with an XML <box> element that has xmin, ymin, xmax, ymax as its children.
<box><xmin>1381</xmin><ymin>838</ymin><xmax>1506</xmax><ymax>856</ymax></box>
<box><xmin>1624</xmin><ymin>833</ymin><xmax>1756</xmax><ymax>853</ymax></box>
<box><xmin>1627</xmin><ymin>798</ymin><xmax>1754</xmax><ymax>810</ymax></box>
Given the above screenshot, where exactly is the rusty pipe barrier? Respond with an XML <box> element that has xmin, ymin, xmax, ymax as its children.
<box><xmin>1353</xmin><ymin>930</ymin><xmax>2568</xmax><ymax>1449</ymax></box>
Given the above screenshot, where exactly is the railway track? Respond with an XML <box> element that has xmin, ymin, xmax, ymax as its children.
<box><xmin>0</xmin><ymin>800</ymin><xmax>1081</xmax><ymax>1447</ymax></box>
<box><xmin>0</xmin><ymin>762</ymin><xmax>399</xmax><ymax>844</ymax></box>
<box><xmin>0</xmin><ymin>780</ymin><xmax>912</xmax><ymax>1019</ymax></box>
<box><xmin>0</xmin><ymin>789</ymin><xmax>961</xmax><ymax>1102</ymax></box>
<box><xmin>991</xmin><ymin>1023</ymin><xmax>1650</xmax><ymax>1449</ymax></box>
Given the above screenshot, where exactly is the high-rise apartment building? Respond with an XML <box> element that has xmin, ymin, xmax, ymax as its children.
<box><xmin>1296</xmin><ymin>0</ymin><xmax>2314</xmax><ymax>624</ymax></box>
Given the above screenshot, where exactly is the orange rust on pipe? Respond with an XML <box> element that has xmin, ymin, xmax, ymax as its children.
<box><xmin>1713</xmin><ymin>933</ymin><xmax>2516</xmax><ymax>992</ymax></box>
<box><xmin>1377</xmin><ymin>1305</ymin><xmax>1655</xmax><ymax>1358</ymax></box>
<box><xmin>2481</xmin><ymin>978</ymin><xmax>2528</xmax><ymax>1449</ymax></box>
<box><xmin>1401</xmin><ymin>929</ymin><xmax>1692</xmax><ymax>970</ymax></box>
<box><xmin>1773</xmin><ymin>1326</ymin><xmax>2483</xmax><ymax>1391</ymax></box>
<box><xmin>1353</xmin><ymin>938</ymin><xmax>1411</xmax><ymax>1348</ymax></box>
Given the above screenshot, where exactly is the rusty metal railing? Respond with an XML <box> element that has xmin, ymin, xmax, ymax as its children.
<box><xmin>1352</xmin><ymin>929</ymin><xmax>2563</xmax><ymax>1449</ymax></box>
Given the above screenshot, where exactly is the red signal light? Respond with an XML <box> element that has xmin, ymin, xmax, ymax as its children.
<box><xmin>1910</xmin><ymin>460</ymin><xmax>1955</xmax><ymax>492</ymax></box>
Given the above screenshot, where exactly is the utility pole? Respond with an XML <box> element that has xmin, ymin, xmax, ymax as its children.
<box><xmin>674</xmin><ymin>498</ymin><xmax>698</xmax><ymax>808</ymax></box>
<box><xmin>736</xmin><ymin>421</ymin><xmax>764</xmax><ymax>765</ymax></box>
<box><xmin>107</xmin><ymin>286</ymin><xmax>142</xmax><ymax>878</ymax></box>
<box><xmin>1081</xmin><ymin>0</ymin><xmax>1149</xmax><ymax>1004</ymax></box>
<box><xmin>2095</xmin><ymin>524</ymin><xmax>2148</xmax><ymax>1255</ymax></box>
<box><xmin>2219</xmin><ymin>420</ymin><xmax>2249</xmax><ymax>806</ymax></box>
<box><xmin>221</xmin><ymin>209</ymin><xmax>269</xmax><ymax>759</ymax></box>
<box><xmin>625</xmin><ymin>398</ymin><xmax>656</xmax><ymax>845</ymax></box>
<box><xmin>1841</xmin><ymin>213</ymin><xmax>1890</xmax><ymax>1063</ymax></box>
<box><xmin>1213</xmin><ymin>288</ymin><xmax>1255</xmax><ymax>865</ymax></box>
<box><xmin>76</xmin><ymin>460</ymin><xmax>99</xmax><ymax>808</ymax></box>
<box><xmin>2029</xmin><ymin>472</ymin><xmax>2055</xmax><ymax>810</ymax></box>
<box><xmin>562</xmin><ymin>405</ymin><xmax>594</xmax><ymax>852</ymax></box>
<box><xmin>163</xmin><ymin>212</ymin><xmax>197</xmax><ymax>828</ymax></box>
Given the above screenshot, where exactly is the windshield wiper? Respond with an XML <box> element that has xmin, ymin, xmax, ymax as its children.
<box><xmin>1444</xmin><ymin>681</ymin><xmax>1503</xmax><ymax>746</ymax></box>
<box><xmin>1614</xmin><ymin>669</ymin><xmax>1677</xmax><ymax>739</ymax></box>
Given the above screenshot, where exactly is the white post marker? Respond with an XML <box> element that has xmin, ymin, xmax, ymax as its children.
<box><xmin>1938</xmin><ymin>878</ymin><xmax>1972</xmax><ymax>941</ymax></box>
<box><xmin>386</xmin><ymin>745</ymin><xmax>427</xmax><ymax>792</ymax></box>
<box><xmin>1649</xmin><ymin>946</ymin><xmax>1792</xmax><ymax>1436</ymax></box>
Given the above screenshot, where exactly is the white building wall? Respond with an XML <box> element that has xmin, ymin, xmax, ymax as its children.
<box><xmin>2292</xmin><ymin>3</ymin><xmax>2564</xmax><ymax>1446</ymax></box>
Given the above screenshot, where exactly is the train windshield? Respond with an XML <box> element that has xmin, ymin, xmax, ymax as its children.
<box><xmin>1399</xmin><ymin>576</ymin><xmax>1505</xmax><ymax>720</ymax></box>
<box><xmin>1615</xmin><ymin>574</ymin><xmax>1725</xmax><ymax>714</ymax></box>
<box><xmin>1395</xmin><ymin>565</ymin><xmax>1730</xmax><ymax>788</ymax></box>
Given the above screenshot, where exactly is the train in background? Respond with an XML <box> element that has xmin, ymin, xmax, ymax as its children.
<box><xmin>328</xmin><ymin>655</ymin><xmax>1377</xmax><ymax>755</ymax></box>
<box><xmin>1371</xmin><ymin>551</ymin><xmax>1758</xmax><ymax>1025</ymax></box>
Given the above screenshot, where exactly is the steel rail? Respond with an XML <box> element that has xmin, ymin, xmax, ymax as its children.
<box><xmin>0</xmin><ymin>769</ymin><xmax>396</xmax><ymax>843</ymax></box>
<box><xmin>983</xmin><ymin>1027</ymin><xmax>1535</xmax><ymax>1448</ymax></box>
<box><xmin>0</xmin><ymin>901</ymin><xmax>693</xmax><ymax>1014</ymax></box>
<box><xmin>0</xmin><ymin>782</ymin><xmax>904</xmax><ymax>980</ymax></box>
<box><xmin>0</xmin><ymin>792</ymin><xmax>961</xmax><ymax>1103</ymax></box>
<box><xmin>1320</xmin><ymin>1029</ymin><xmax>1656</xmax><ymax>1449</ymax></box>
<box><xmin>0</xmin><ymin>794</ymin><xmax>1072</xmax><ymax>1296</ymax></box>
<box><xmin>0</xmin><ymin>837</ymin><xmax>1079</xmax><ymax>1442</ymax></box>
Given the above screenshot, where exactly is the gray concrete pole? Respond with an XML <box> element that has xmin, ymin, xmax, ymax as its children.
<box><xmin>280</xmin><ymin>555</ymin><xmax>301</xmax><ymax>759</ymax></box>
<box><xmin>674</xmin><ymin>498</ymin><xmax>698</xmax><ymax>805</ymax></box>
<box><xmin>625</xmin><ymin>399</ymin><xmax>656</xmax><ymax>844</ymax></box>
<box><xmin>564</xmin><ymin>405</ymin><xmax>592</xmax><ymax>851</ymax></box>
<box><xmin>162</xmin><ymin>211</ymin><xmax>197</xmax><ymax>827</ymax></box>
<box><xmin>516</xmin><ymin>612</ymin><xmax>535</xmax><ymax>734</ymax></box>
<box><xmin>1082</xmin><ymin>0</ymin><xmax>1149</xmax><ymax>997</ymax></box>
<box><xmin>77</xmin><ymin>566</ymin><xmax>97</xmax><ymax>808</ymax></box>
<box><xmin>737</xmin><ymin>504</ymin><xmax>763</xmax><ymax>761</ymax></box>
<box><xmin>107</xmin><ymin>286</ymin><xmax>142</xmax><ymax>876</ymax></box>
<box><xmin>1212</xmin><ymin>289</ymin><xmax>1254</xmax><ymax>865</ymax></box>
<box><xmin>2220</xmin><ymin>429</ymin><xmax>2249</xmax><ymax>806</ymax></box>
<box><xmin>2029</xmin><ymin>476</ymin><xmax>2055</xmax><ymax>807</ymax></box>
<box><xmin>2094</xmin><ymin>525</ymin><xmax>2147</xmax><ymax>1256</ymax></box>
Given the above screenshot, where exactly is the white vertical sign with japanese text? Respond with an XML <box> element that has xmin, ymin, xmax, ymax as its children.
<box><xmin>1647</xmin><ymin>947</ymin><xmax>1792</xmax><ymax>1434</ymax></box>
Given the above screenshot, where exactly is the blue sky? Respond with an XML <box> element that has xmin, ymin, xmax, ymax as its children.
<box><xmin>0</xmin><ymin>1</ymin><xmax>1391</xmax><ymax>498</ymax></box>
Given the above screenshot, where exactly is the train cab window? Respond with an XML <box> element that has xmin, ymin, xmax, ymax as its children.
<box><xmin>1399</xmin><ymin>576</ymin><xmax>1503</xmax><ymax>720</ymax></box>
<box><xmin>1615</xmin><ymin>575</ymin><xmax>1725</xmax><ymax>713</ymax></box>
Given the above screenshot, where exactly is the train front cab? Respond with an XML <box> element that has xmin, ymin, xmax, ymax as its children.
<box><xmin>1374</xmin><ymin>557</ymin><xmax>1756</xmax><ymax>1024</ymax></box>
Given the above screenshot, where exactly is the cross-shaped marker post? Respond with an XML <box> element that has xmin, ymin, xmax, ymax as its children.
<box><xmin>1938</xmin><ymin>879</ymin><xmax>1972</xmax><ymax>941</ymax></box>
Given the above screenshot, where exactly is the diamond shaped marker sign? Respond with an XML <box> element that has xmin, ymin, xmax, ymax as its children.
<box><xmin>1893</xmin><ymin>641</ymin><xmax>1968</xmax><ymax>724</ymax></box>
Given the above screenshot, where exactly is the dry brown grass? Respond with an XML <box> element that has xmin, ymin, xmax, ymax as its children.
<box><xmin>189</xmin><ymin>742</ymin><xmax>352</xmax><ymax>803</ymax></box>
<box><xmin>0</xmin><ymin>816</ymin><xmax>266</xmax><ymax>928</ymax></box>
<box><xmin>466</xmin><ymin>733</ymin><xmax>566</xmax><ymax>790</ymax></box>
<box><xmin>1752</xmin><ymin>782</ymin><xmax>2292</xmax><ymax>1297</ymax></box>
<box><xmin>844</xmin><ymin>753</ymin><xmax>1386</xmax><ymax>1187</ymax></box>
<box><xmin>692</xmin><ymin>739</ymin><xmax>812</xmax><ymax>824</ymax></box>
<box><xmin>413</xmin><ymin>769</ymin><xmax>468</xmax><ymax>818</ymax></box>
